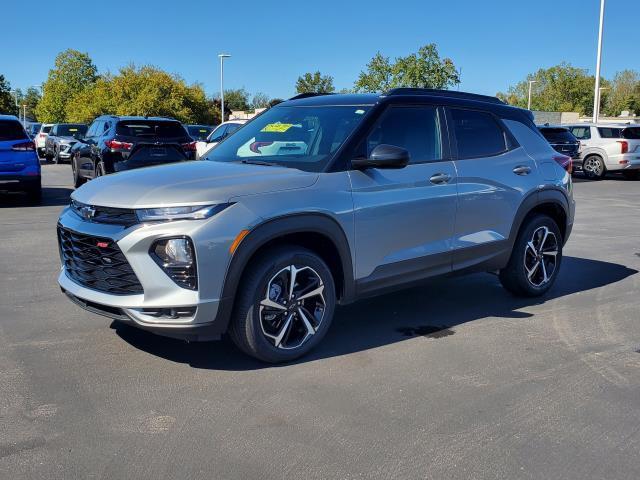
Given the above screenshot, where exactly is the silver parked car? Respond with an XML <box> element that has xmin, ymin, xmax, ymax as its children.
<box><xmin>45</xmin><ymin>123</ymin><xmax>88</xmax><ymax>163</ymax></box>
<box><xmin>566</xmin><ymin>123</ymin><xmax>640</xmax><ymax>180</ymax></box>
<box><xmin>57</xmin><ymin>89</ymin><xmax>575</xmax><ymax>362</ymax></box>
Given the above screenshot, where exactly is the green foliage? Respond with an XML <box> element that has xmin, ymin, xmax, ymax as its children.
<box><xmin>0</xmin><ymin>74</ymin><xmax>17</xmax><ymax>115</ymax></box>
<box><xmin>222</xmin><ymin>88</ymin><xmax>251</xmax><ymax>111</ymax></box>
<box><xmin>496</xmin><ymin>63</ymin><xmax>609</xmax><ymax>115</ymax></box>
<box><xmin>603</xmin><ymin>70</ymin><xmax>640</xmax><ymax>116</ymax></box>
<box><xmin>66</xmin><ymin>65</ymin><xmax>215</xmax><ymax>124</ymax></box>
<box><xmin>295</xmin><ymin>71</ymin><xmax>335</xmax><ymax>94</ymax></box>
<box><xmin>36</xmin><ymin>49</ymin><xmax>98</xmax><ymax>123</ymax></box>
<box><xmin>15</xmin><ymin>87</ymin><xmax>42</xmax><ymax>121</ymax></box>
<box><xmin>251</xmin><ymin>92</ymin><xmax>271</xmax><ymax>110</ymax></box>
<box><xmin>354</xmin><ymin>44</ymin><xmax>460</xmax><ymax>93</ymax></box>
<box><xmin>269</xmin><ymin>98</ymin><xmax>284</xmax><ymax>107</ymax></box>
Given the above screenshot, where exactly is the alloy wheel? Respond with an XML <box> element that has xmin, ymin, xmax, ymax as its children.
<box><xmin>259</xmin><ymin>265</ymin><xmax>326</xmax><ymax>350</ymax></box>
<box><xmin>523</xmin><ymin>226</ymin><xmax>559</xmax><ymax>287</ymax></box>
<box><xmin>583</xmin><ymin>157</ymin><xmax>603</xmax><ymax>177</ymax></box>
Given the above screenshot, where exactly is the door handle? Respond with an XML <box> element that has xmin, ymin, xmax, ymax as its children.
<box><xmin>429</xmin><ymin>173</ymin><xmax>452</xmax><ymax>184</ymax></box>
<box><xmin>513</xmin><ymin>165</ymin><xmax>531</xmax><ymax>176</ymax></box>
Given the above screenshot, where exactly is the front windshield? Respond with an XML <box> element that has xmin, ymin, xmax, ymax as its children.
<box><xmin>203</xmin><ymin>105</ymin><xmax>371</xmax><ymax>172</ymax></box>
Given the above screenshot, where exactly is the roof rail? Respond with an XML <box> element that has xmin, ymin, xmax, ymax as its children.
<box><xmin>384</xmin><ymin>88</ymin><xmax>505</xmax><ymax>105</ymax></box>
<box><xmin>288</xmin><ymin>92</ymin><xmax>334</xmax><ymax>100</ymax></box>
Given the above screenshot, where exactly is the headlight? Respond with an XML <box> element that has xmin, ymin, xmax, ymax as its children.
<box><xmin>136</xmin><ymin>203</ymin><xmax>231</xmax><ymax>222</ymax></box>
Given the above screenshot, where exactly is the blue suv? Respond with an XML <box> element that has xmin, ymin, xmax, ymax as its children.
<box><xmin>0</xmin><ymin>115</ymin><xmax>41</xmax><ymax>202</ymax></box>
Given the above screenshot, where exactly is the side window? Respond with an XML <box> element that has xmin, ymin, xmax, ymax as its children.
<box><xmin>226</xmin><ymin>123</ymin><xmax>241</xmax><ymax>136</ymax></box>
<box><xmin>450</xmin><ymin>108</ymin><xmax>507</xmax><ymax>159</ymax></box>
<box><xmin>209</xmin><ymin>125</ymin><xmax>228</xmax><ymax>143</ymax></box>
<box><xmin>363</xmin><ymin>105</ymin><xmax>442</xmax><ymax>163</ymax></box>
<box><xmin>50</xmin><ymin>125</ymin><xmax>57</xmax><ymax>136</ymax></box>
<box><xmin>102</xmin><ymin>121</ymin><xmax>111</xmax><ymax>134</ymax></box>
<box><xmin>569</xmin><ymin>126</ymin><xmax>591</xmax><ymax>140</ymax></box>
<box><xmin>86</xmin><ymin>121</ymin><xmax>98</xmax><ymax>138</ymax></box>
<box><xmin>597</xmin><ymin>127</ymin><xmax>622</xmax><ymax>139</ymax></box>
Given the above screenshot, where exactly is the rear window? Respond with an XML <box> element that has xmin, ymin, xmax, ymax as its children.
<box><xmin>57</xmin><ymin>124</ymin><xmax>88</xmax><ymax>137</ymax></box>
<box><xmin>42</xmin><ymin>125</ymin><xmax>52</xmax><ymax>134</ymax></box>
<box><xmin>0</xmin><ymin>120</ymin><xmax>28</xmax><ymax>141</ymax></box>
<box><xmin>621</xmin><ymin>127</ymin><xmax>640</xmax><ymax>140</ymax></box>
<box><xmin>187</xmin><ymin>125</ymin><xmax>213</xmax><ymax>140</ymax></box>
<box><xmin>598</xmin><ymin>127</ymin><xmax>622</xmax><ymax>139</ymax></box>
<box><xmin>538</xmin><ymin>128</ymin><xmax>577</xmax><ymax>143</ymax></box>
<box><xmin>116</xmin><ymin>121</ymin><xmax>187</xmax><ymax>138</ymax></box>
<box><xmin>450</xmin><ymin>108</ymin><xmax>507</xmax><ymax>158</ymax></box>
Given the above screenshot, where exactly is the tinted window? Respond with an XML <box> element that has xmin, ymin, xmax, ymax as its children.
<box><xmin>86</xmin><ymin>121</ymin><xmax>99</xmax><ymax>138</ymax></box>
<box><xmin>622</xmin><ymin>127</ymin><xmax>640</xmax><ymax>139</ymax></box>
<box><xmin>116</xmin><ymin>120</ymin><xmax>188</xmax><ymax>138</ymax></box>
<box><xmin>187</xmin><ymin>125</ymin><xmax>213</xmax><ymax>140</ymax></box>
<box><xmin>41</xmin><ymin>125</ymin><xmax>52</xmax><ymax>134</ymax></box>
<box><xmin>569</xmin><ymin>126</ymin><xmax>590</xmax><ymax>140</ymax></box>
<box><xmin>364</xmin><ymin>106</ymin><xmax>442</xmax><ymax>163</ymax></box>
<box><xmin>0</xmin><ymin>120</ymin><xmax>28</xmax><ymax>141</ymax></box>
<box><xmin>598</xmin><ymin>127</ymin><xmax>622</xmax><ymax>139</ymax></box>
<box><xmin>208</xmin><ymin>124</ymin><xmax>228</xmax><ymax>142</ymax></box>
<box><xmin>57</xmin><ymin>124</ymin><xmax>88</xmax><ymax>137</ymax></box>
<box><xmin>538</xmin><ymin>127</ymin><xmax>577</xmax><ymax>143</ymax></box>
<box><xmin>451</xmin><ymin>108</ymin><xmax>506</xmax><ymax>158</ymax></box>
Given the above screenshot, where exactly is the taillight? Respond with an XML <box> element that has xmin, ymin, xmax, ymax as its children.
<box><xmin>12</xmin><ymin>141</ymin><xmax>35</xmax><ymax>152</ymax></box>
<box><xmin>249</xmin><ymin>141</ymin><xmax>273</xmax><ymax>153</ymax></box>
<box><xmin>617</xmin><ymin>140</ymin><xmax>628</xmax><ymax>154</ymax></box>
<box><xmin>553</xmin><ymin>154</ymin><xmax>572</xmax><ymax>174</ymax></box>
<box><xmin>105</xmin><ymin>139</ymin><xmax>133</xmax><ymax>151</ymax></box>
<box><xmin>39</xmin><ymin>133</ymin><xmax>46</xmax><ymax>138</ymax></box>
<box><xmin>181</xmin><ymin>141</ymin><xmax>197</xmax><ymax>152</ymax></box>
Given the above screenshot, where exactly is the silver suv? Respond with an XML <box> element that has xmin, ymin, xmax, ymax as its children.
<box><xmin>57</xmin><ymin>89</ymin><xmax>575</xmax><ymax>362</ymax></box>
<box><xmin>566</xmin><ymin>123</ymin><xmax>640</xmax><ymax>180</ymax></box>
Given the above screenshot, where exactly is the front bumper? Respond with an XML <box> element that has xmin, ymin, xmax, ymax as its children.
<box><xmin>56</xmin><ymin>206</ymin><xmax>235</xmax><ymax>341</ymax></box>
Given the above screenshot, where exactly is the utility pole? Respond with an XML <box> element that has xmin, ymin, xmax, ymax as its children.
<box><xmin>218</xmin><ymin>54</ymin><xmax>231</xmax><ymax>124</ymax></box>
<box><xmin>527</xmin><ymin>80</ymin><xmax>538</xmax><ymax>110</ymax></box>
<box><xmin>593</xmin><ymin>0</ymin><xmax>606</xmax><ymax>123</ymax></box>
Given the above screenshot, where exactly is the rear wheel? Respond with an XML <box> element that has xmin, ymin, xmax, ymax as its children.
<box><xmin>229</xmin><ymin>246</ymin><xmax>336</xmax><ymax>363</ymax></box>
<box><xmin>582</xmin><ymin>155</ymin><xmax>605</xmax><ymax>180</ymax></box>
<box><xmin>499</xmin><ymin>214</ymin><xmax>562</xmax><ymax>297</ymax></box>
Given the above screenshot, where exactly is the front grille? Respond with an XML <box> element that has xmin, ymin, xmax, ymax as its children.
<box><xmin>57</xmin><ymin>225</ymin><xmax>144</xmax><ymax>295</ymax></box>
<box><xmin>71</xmin><ymin>200</ymin><xmax>138</xmax><ymax>227</ymax></box>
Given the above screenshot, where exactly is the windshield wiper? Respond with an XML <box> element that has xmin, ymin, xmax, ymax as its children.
<box><xmin>238</xmin><ymin>159</ymin><xmax>279</xmax><ymax>167</ymax></box>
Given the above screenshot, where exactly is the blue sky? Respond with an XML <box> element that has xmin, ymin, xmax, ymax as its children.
<box><xmin>3</xmin><ymin>0</ymin><xmax>639</xmax><ymax>100</ymax></box>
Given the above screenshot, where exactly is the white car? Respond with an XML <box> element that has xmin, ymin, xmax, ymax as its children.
<box><xmin>195</xmin><ymin>120</ymin><xmax>247</xmax><ymax>159</ymax></box>
<box><xmin>566</xmin><ymin>123</ymin><xmax>640</xmax><ymax>179</ymax></box>
<box><xmin>34</xmin><ymin>123</ymin><xmax>53</xmax><ymax>158</ymax></box>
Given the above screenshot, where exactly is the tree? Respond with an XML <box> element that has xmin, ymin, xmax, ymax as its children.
<box><xmin>222</xmin><ymin>88</ymin><xmax>251</xmax><ymax>111</ymax></box>
<box><xmin>295</xmin><ymin>71</ymin><xmax>335</xmax><ymax>94</ymax></box>
<box><xmin>36</xmin><ymin>49</ymin><xmax>98</xmax><ymax>123</ymax></box>
<box><xmin>16</xmin><ymin>87</ymin><xmax>42</xmax><ymax>121</ymax></box>
<box><xmin>251</xmin><ymin>92</ymin><xmax>271</xmax><ymax>110</ymax></box>
<box><xmin>66</xmin><ymin>65</ymin><xmax>215</xmax><ymax>124</ymax></box>
<box><xmin>354</xmin><ymin>44</ymin><xmax>460</xmax><ymax>93</ymax></box>
<box><xmin>496</xmin><ymin>63</ymin><xmax>604</xmax><ymax>115</ymax></box>
<box><xmin>269</xmin><ymin>98</ymin><xmax>284</xmax><ymax>108</ymax></box>
<box><xmin>603</xmin><ymin>70</ymin><xmax>640</xmax><ymax>116</ymax></box>
<box><xmin>0</xmin><ymin>74</ymin><xmax>16</xmax><ymax>115</ymax></box>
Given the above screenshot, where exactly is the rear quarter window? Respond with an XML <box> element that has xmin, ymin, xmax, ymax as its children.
<box><xmin>0</xmin><ymin>120</ymin><xmax>28</xmax><ymax>141</ymax></box>
<box><xmin>597</xmin><ymin>127</ymin><xmax>622</xmax><ymax>139</ymax></box>
<box><xmin>450</xmin><ymin>108</ymin><xmax>507</xmax><ymax>159</ymax></box>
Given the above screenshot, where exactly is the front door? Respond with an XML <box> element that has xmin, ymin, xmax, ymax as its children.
<box><xmin>349</xmin><ymin>104</ymin><xmax>458</xmax><ymax>294</ymax></box>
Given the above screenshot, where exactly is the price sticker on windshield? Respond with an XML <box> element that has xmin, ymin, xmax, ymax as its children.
<box><xmin>69</xmin><ymin>128</ymin><xmax>78</xmax><ymax>132</ymax></box>
<box><xmin>261</xmin><ymin>123</ymin><xmax>294</xmax><ymax>133</ymax></box>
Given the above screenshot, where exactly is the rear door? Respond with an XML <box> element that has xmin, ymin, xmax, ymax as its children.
<box><xmin>350</xmin><ymin>104</ymin><xmax>458</xmax><ymax>292</ymax></box>
<box><xmin>448</xmin><ymin>107</ymin><xmax>540</xmax><ymax>270</ymax></box>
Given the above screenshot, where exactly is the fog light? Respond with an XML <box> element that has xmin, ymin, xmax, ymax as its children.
<box><xmin>151</xmin><ymin>237</ymin><xmax>197</xmax><ymax>290</ymax></box>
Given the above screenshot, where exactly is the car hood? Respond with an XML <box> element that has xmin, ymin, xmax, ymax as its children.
<box><xmin>72</xmin><ymin>160</ymin><xmax>319</xmax><ymax>208</ymax></box>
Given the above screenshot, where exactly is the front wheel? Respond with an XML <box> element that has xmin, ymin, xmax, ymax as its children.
<box><xmin>229</xmin><ymin>246</ymin><xmax>336</xmax><ymax>363</ymax></box>
<box><xmin>499</xmin><ymin>214</ymin><xmax>563</xmax><ymax>297</ymax></box>
<box><xmin>72</xmin><ymin>161</ymin><xmax>86</xmax><ymax>188</ymax></box>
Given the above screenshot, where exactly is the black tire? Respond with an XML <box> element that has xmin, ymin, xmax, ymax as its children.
<box><xmin>53</xmin><ymin>149</ymin><xmax>60</xmax><ymax>164</ymax></box>
<box><xmin>228</xmin><ymin>245</ymin><xmax>336</xmax><ymax>363</ymax></box>
<box><xmin>45</xmin><ymin>152</ymin><xmax>53</xmax><ymax>163</ymax></box>
<box><xmin>72</xmin><ymin>161</ymin><xmax>86</xmax><ymax>188</ymax></box>
<box><xmin>622</xmin><ymin>170</ymin><xmax>639</xmax><ymax>180</ymax></box>
<box><xmin>582</xmin><ymin>155</ymin><xmax>605</xmax><ymax>180</ymax></box>
<box><xmin>25</xmin><ymin>180</ymin><xmax>42</xmax><ymax>204</ymax></box>
<box><xmin>499</xmin><ymin>214</ymin><xmax>563</xmax><ymax>297</ymax></box>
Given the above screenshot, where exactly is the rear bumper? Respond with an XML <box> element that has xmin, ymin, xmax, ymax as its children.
<box><xmin>0</xmin><ymin>174</ymin><xmax>40</xmax><ymax>191</ymax></box>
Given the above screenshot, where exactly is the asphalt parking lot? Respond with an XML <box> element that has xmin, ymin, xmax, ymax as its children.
<box><xmin>1</xmin><ymin>164</ymin><xmax>639</xmax><ymax>479</ymax></box>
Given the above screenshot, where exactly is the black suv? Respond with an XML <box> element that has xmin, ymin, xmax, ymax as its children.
<box><xmin>537</xmin><ymin>125</ymin><xmax>580</xmax><ymax>159</ymax></box>
<box><xmin>71</xmin><ymin>116</ymin><xmax>197</xmax><ymax>187</ymax></box>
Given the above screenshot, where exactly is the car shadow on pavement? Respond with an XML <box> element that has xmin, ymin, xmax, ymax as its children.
<box><xmin>113</xmin><ymin>256</ymin><xmax>638</xmax><ymax>371</ymax></box>
<box><xmin>0</xmin><ymin>187</ymin><xmax>72</xmax><ymax>208</ymax></box>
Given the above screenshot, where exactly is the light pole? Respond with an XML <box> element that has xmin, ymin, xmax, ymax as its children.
<box><xmin>218</xmin><ymin>54</ymin><xmax>231</xmax><ymax>124</ymax></box>
<box><xmin>593</xmin><ymin>0</ymin><xmax>606</xmax><ymax>123</ymax></box>
<box><xmin>527</xmin><ymin>80</ymin><xmax>538</xmax><ymax>110</ymax></box>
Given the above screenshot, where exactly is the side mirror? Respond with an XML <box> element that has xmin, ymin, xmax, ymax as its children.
<box><xmin>352</xmin><ymin>144</ymin><xmax>410</xmax><ymax>169</ymax></box>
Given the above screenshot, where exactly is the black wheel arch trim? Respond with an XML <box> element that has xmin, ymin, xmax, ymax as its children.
<box><xmin>214</xmin><ymin>213</ymin><xmax>356</xmax><ymax>335</ymax></box>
